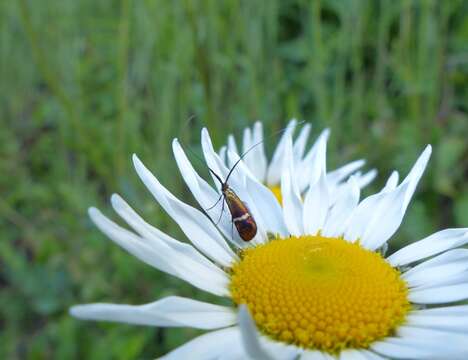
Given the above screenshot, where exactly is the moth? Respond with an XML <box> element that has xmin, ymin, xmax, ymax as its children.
<box><xmin>208</xmin><ymin>165</ymin><xmax>257</xmax><ymax>242</ymax></box>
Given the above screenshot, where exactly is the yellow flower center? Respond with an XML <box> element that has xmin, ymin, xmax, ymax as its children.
<box><xmin>230</xmin><ymin>235</ymin><xmax>410</xmax><ymax>353</ymax></box>
<box><xmin>269</xmin><ymin>185</ymin><xmax>282</xmax><ymax>204</ymax></box>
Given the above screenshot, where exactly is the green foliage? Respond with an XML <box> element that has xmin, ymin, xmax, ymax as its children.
<box><xmin>1</xmin><ymin>0</ymin><xmax>467</xmax><ymax>358</ymax></box>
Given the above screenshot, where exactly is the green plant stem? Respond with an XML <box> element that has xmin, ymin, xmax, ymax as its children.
<box><xmin>117</xmin><ymin>0</ymin><xmax>130</xmax><ymax>177</ymax></box>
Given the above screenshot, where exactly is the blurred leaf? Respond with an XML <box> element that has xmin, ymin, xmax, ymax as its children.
<box><xmin>454</xmin><ymin>188</ymin><xmax>468</xmax><ymax>227</ymax></box>
<box><xmin>434</xmin><ymin>136</ymin><xmax>465</xmax><ymax>196</ymax></box>
<box><xmin>1</xmin><ymin>0</ymin><xmax>467</xmax><ymax>358</ymax></box>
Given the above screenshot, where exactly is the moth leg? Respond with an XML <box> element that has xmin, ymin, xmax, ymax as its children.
<box><xmin>215</xmin><ymin>197</ymin><xmax>226</xmax><ymax>226</ymax></box>
<box><xmin>206</xmin><ymin>193</ymin><xmax>223</xmax><ymax>211</ymax></box>
<box><xmin>231</xmin><ymin>218</ymin><xmax>234</xmax><ymax>242</ymax></box>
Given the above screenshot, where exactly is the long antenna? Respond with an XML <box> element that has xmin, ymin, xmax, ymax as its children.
<box><xmin>177</xmin><ymin>138</ymin><xmax>224</xmax><ymax>187</ymax></box>
<box><xmin>224</xmin><ymin>120</ymin><xmax>304</xmax><ymax>184</ymax></box>
<box><xmin>178</xmin><ymin>114</ymin><xmax>225</xmax><ymax>187</ymax></box>
<box><xmin>207</xmin><ymin>167</ymin><xmax>224</xmax><ymax>187</ymax></box>
<box><xmin>179</xmin><ymin>116</ymin><xmax>304</xmax><ymax>187</ymax></box>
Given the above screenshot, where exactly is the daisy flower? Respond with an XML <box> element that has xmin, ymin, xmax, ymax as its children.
<box><xmin>219</xmin><ymin>120</ymin><xmax>377</xmax><ymax>204</ymax></box>
<box><xmin>71</xmin><ymin>126</ymin><xmax>468</xmax><ymax>359</ymax></box>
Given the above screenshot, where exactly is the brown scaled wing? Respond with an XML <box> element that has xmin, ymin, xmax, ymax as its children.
<box><xmin>224</xmin><ymin>188</ymin><xmax>257</xmax><ymax>241</ymax></box>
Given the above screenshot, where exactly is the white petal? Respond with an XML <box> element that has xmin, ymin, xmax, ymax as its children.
<box><xmin>386</xmin><ymin>228</ymin><xmax>468</xmax><ymax>267</ymax></box>
<box><xmin>224</xmin><ymin>150</ymin><xmax>272</xmax><ymax>244</ymax></box>
<box><xmin>228</xmin><ymin>134</ymin><xmax>239</xmax><ymax>155</ymax></box>
<box><xmin>293</xmin><ymin>122</ymin><xmax>312</xmax><ymax>160</ymax></box>
<box><xmin>303</xmin><ymin>171</ymin><xmax>329</xmax><ymax>235</ymax></box>
<box><xmin>258</xmin><ymin>339</ymin><xmax>301</xmax><ymax>360</ymax></box>
<box><xmin>252</xmin><ymin>121</ymin><xmax>267</xmax><ymax>182</ymax></box>
<box><xmin>281</xmin><ymin>133</ymin><xmax>304</xmax><ymax>236</ymax></box>
<box><xmin>403</xmin><ymin>249</ymin><xmax>468</xmax><ymax>288</ymax></box>
<box><xmin>303</xmin><ymin>128</ymin><xmax>330</xmax><ymax>235</ymax></box>
<box><xmin>242</xmin><ymin>123</ymin><xmax>268</xmax><ymax>182</ymax></box>
<box><xmin>201</xmin><ymin>128</ymin><xmax>231</xmax><ymax>188</ymax></box>
<box><xmin>356</xmin><ymin>169</ymin><xmax>377</xmax><ymax>189</ymax></box>
<box><xmin>218</xmin><ymin>351</ymin><xmax>247</xmax><ymax>360</ymax></box>
<box><xmin>242</xmin><ymin>126</ymin><xmax>253</xmax><ymax>154</ymax></box>
<box><xmin>245</xmin><ymin>174</ymin><xmax>289</xmax><ymax>237</ymax></box>
<box><xmin>400</xmin><ymin>145</ymin><xmax>432</xmax><ymax>211</ymax></box>
<box><xmin>393</xmin><ymin>326</ymin><xmax>468</xmax><ymax>359</ymax></box>
<box><xmin>110</xmin><ymin>194</ymin><xmax>225</xmax><ymax>275</ymax></box>
<box><xmin>218</xmin><ymin>145</ymin><xmax>227</xmax><ymax>163</ymax></box>
<box><xmin>299</xmin><ymin>128</ymin><xmax>330</xmax><ymax>191</ymax></box>
<box><xmin>383</xmin><ymin>171</ymin><xmax>399</xmax><ymax>191</ymax></box>
<box><xmin>238</xmin><ymin>305</ymin><xmax>275</xmax><ymax>360</ymax></box>
<box><xmin>409</xmin><ymin>283</ymin><xmax>468</xmax><ymax>304</ymax></box>
<box><xmin>344</xmin><ymin>181</ymin><xmax>409</xmax><ymax>248</ymax></box>
<box><xmin>241</xmin><ymin>126</ymin><xmax>260</xmax><ymax>178</ymax></box>
<box><xmin>345</xmin><ymin>146</ymin><xmax>431</xmax><ymax>250</ymax></box>
<box><xmin>266</xmin><ymin>120</ymin><xmax>297</xmax><ymax>185</ymax></box>
<box><xmin>172</xmin><ymin>139</ymin><xmax>245</xmax><ymax>247</ymax></box>
<box><xmin>326</xmin><ymin>159</ymin><xmax>365</xmax><ymax>186</ymax></box>
<box><xmin>328</xmin><ymin>172</ymin><xmax>362</xmax><ymax>207</ymax></box>
<box><xmin>203</xmin><ymin>129</ymin><xmax>271</xmax><ymax>245</ymax></box>
<box><xmin>371</xmin><ymin>338</ymin><xmax>432</xmax><ymax>359</ymax></box>
<box><xmin>360</xmin><ymin>182</ymin><xmax>410</xmax><ymax>249</ymax></box>
<box><xmin>339</xmin><ymin>349</ymin><xmax>384</xmax><ymax>360</ymax></box>
<box><xmin>88</xmin><ymin>208</ymin><xmax>229</xmax><ymax>296</ymax></box>
<box><xmin>371</xmin><ymin>335</ymin><xmax>468</xmax><ymax>359</ymax></box>
<box><xmin>322</xmin><ymin>176</ymin><xmax>360</xmax><ymax>237</ymax></box>
<box><xmin>225</xmin><ymin>148</ymin><xmax>256</xmax><ymax>183</ymax></box>
<box><xmin>415</xmin><ymin>270</ymin><xmax>468</xmax><ymax>288</ymax></box>
<box><xmin>236</xmin><ymin>306</ymin><xmax>301</xmax><ymax>359</ymax></box>
<box><xmin>407</xmin><ymin>306</ymin><xmax>468</xmax><ymax>333</ymax></box>
<box><xmin>160</xmin><ymin>327</ymin><xmax>242</xmax><ymax>360</ymax></box>
<box><xmin>397</xmin><ymin>325</ymin><xmax>466</xmax><ymax>340</ymax></box>
<box><xmin>203</xmin><ymin>128</ymin><xmax>252</xmax><ymax>196</ymax></box>
<box><xmin>132</xmin><ymin>154</ymin><xmax>237</xmax><ymax>267</ymax></box>
<box><xmin>411</xmin><ymin>304</ymin><xmax>468</xmax><ymax>316</ymax></box>
<box><xmin>70</xmin><ymin>296</ymin><xmax>236</xmax><ymax>329</ymax></box>
<box><xmin>343</xmin><ymin>186</ymin><xmax>385</xmax><ymax>244</ymax></box>
<box><xmin>300</xmin><ymin>350</ymin><xmax>335</xmax><ymax>359</ymax></box>
<box><xmin>395</xmin><ymin>326</ymin><xmax>468</xmax><ymax>359</ymax></box>
<box><xmin>111</xmin><ymin>193</ymin><xmax>182</xmax><ymax>248</ymax></box>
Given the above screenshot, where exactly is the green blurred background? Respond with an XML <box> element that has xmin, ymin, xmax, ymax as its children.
<box><xmin>2</xmin><ymin>0</ymin><xmax>468</xmax><ymax>358</ymax></box>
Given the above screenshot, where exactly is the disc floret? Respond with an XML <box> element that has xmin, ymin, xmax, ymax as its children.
<box><xmin>230</xmin><ymin>235</ymin><xmax>411</xmax><ymax>352</ymax></box>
